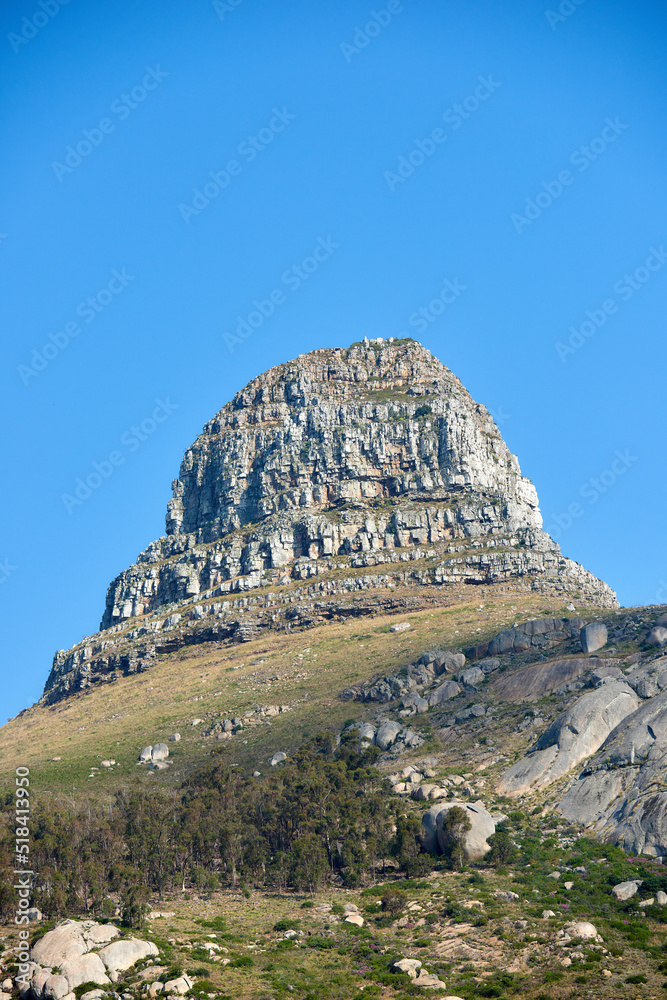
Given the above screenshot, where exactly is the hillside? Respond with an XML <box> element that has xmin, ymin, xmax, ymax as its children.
<box><xmin>5</xmin><ymin>340</ymin><xmax>667</xmax><ymax>1000</ymax></box>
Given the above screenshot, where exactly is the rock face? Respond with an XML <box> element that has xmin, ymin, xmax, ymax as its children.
<box><xmin>497</xmin><ymin>680</ymin><xmax>639</xmax><ymax>796</ymax></box>
<box><xmin>21</xmin><ymin>921</ymin><xmax>155</xmax><ymax>1000</ymax></box>
<box><xmin>43</xmin><ymin>341</ymin><xmax>616</xmax><ymax>704</ymax></box>
<box><xmin>559</xmin><ymin>686</ymin><xmax>667</xmax><ymax>855</ymax></box>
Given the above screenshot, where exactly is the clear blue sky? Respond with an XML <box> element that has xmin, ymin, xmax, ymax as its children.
<box><xmin>2</xmin><ymin>0</ymin><xmax>666</xmax><ymax>720</ymax></box>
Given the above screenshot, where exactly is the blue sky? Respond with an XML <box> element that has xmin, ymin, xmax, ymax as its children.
<box><xmin>2</xmin><ymin>0</ymin><xmax>666</xmax><ymax>719</ymax></box>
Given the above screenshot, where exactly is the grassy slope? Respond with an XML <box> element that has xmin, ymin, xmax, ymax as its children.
<box><xmin>0</xmin><ymin>589</ymin><xmax>601</xmax><ymax>793</ymax></box>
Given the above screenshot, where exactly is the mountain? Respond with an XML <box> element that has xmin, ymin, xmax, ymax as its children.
<box><xmin>44</xmin><ymin>339</ymin><xmax>615</xmax><ymax>704</ymax></box>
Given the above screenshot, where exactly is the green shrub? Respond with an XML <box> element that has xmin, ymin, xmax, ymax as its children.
<box><xmin>229</xmin><ymin>955</ymin><xmax>253</xmax><ymax>968</ymax></box>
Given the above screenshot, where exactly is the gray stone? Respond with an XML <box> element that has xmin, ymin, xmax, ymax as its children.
<box><xmin>60</xmin><ymin>954</ymin><xmax>109</xmax><ymax>990</ymax></box>
<box><xmin>581</xmin><ymin>622</ymin><xmax>608</xmax><ymax>653</ymax></box>
<box><xmin>497</xmin><ymin>680</ymin><xmax>639</xmax><ymax>796</ymax></box>
<box><xmin>139</xmin><ymin>746</ymin><xmax>153</xmax><ymax>762</ymax></box>
<box><xmin>169</xmin><ymin>733</ymin><xmax>181</xmax><ymax>742</ymax></box>
<box><xmin>42</xmin><ymin>975</ymin><xmax>70</xmax><ymax>1000</ymax></box>
<box><xmin>612</xmin><ymin>880</ymin><xmax>641</xmax><ymax>900</ymax></box>
<box><xmin>163</xmin><ymin>976</ymin><xmax>193</xmax><ymax>996</ymax></box>
<box><xmin>355</xmin><ymin>722</ymin><xmax>377</xmax><ymax>743</ymax></box>
<box><xmin>375</xmin><ymin>720</ymin><xmax>403</xmax><ymax>750</ymax></box>
<box><xmin>558</xmin><ymin>687</ymin><xmax>667</xmax><ymax>854</ymax></box>
<box><xmin>457</xmin><ymin>666</ymin><xmax>484</xmax><ymax>687</ymax></box>
<box><xmin>151</xmin><ymin>743</ymin><xmax>169</xmax><ymax>761</ymax></box>
<box><xmin>32</xmin><ymin>922</ymin><xmax>88</xmax><ymax>966</ymax></box>
<box><xmin>657</xmin><ymin>891</ymin><xmax>667</xmax><ymax>905</ymax></box>
<box><xmin>392</xmin><ymin>959</ymin><xmax>422</xmax><ymax>979</ymax></box>
<box><xmin>269</xmin><ymin>751</ymin><xmax>287</xmax><ymax>766</ymax></box>
<box><xmin>647</xmin><ymin>627</ymin><xmax>667</xmax><ymax>647</ymax></box>
<box><xmin>429</xmin><ymin>680</ymin><xmax>461</xmax><ymax>706</ymax></box>
<box><xmin>98</xmin><ymin>938</ymin><xmax>159</xmax><ymax>972</ymax></box>
<box><xmin>422</xmin><ymin>800</ymin><xmax>495</xmax><ymax>861</ymax></box>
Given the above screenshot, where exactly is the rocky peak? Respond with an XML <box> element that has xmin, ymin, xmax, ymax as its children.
<box><xmin>164</xmin><ymin>339</ymin><xmax>537</xmax><ymax>541</ymax></box>
<box><xmin>43</xmin><ymin>339</ymin><xmax>617</xmax><ymax>704</ymax></box>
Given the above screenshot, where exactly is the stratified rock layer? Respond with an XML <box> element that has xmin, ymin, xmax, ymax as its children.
<box><xmin>44</xmin><ymin>340</ymin><xmax>616</xmax><ymax>704</ymax></box>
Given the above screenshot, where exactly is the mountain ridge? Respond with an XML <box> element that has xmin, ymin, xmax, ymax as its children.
<box><xmin>44</xmin><ymin>339</ymin><xmax>616</xmax><ymax>705</ymax></box>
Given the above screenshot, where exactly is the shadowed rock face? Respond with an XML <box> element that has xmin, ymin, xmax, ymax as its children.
<box><xmin>497</xmin><ymin>679</ymin><xmax>640</xmax><ymax>796</ymax></box>
<box><xmin>559</xmin><ymin>687</ymin><xmax>667</xmax><ymax>855</ymax></box>
<box><xmin>43</xmin><ymin>340</ymin><xmax>616</xmax><ymax>704</ymax></box>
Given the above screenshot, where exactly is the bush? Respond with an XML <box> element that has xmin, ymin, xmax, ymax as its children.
<box><xmin>229</xmin><ymin>955</ymin><xmax>253</xmax><ymax>968</ymax></box>
<box><xmin>381</xmin><ymin>888</ymin><xmax>407</xmax><ymax>915</ymax></box>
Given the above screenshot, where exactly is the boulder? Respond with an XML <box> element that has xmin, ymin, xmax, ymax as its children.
<box><xmin>422</xmin><ymin>800</ymin><xmax>495</xmax><ymax>860</ymax></box>
<box><xmin>564</xmin><ymin>920</ymin><xmax>599</xmax><ymax>941</ymax></box>
<box><xmin>98</xmin><ymin>938</ymin><xmax>159</xmax><ymax>972</ymax></box>
<box><xmin>163</xmin><ymin>976</ymin><xmax>193</xmax><ymax>996</ymax></box>
<box><xmin>413</xmin><ymin>971</ymin><xmax>448</xmax><ymax>988</ymax></box>
<box><xmin>392</xmin><ymin>959</ymin><xmax>422</xmax><ymax>978</ymax></box>
<box><xmin>151</xmin><ymin>743</ymin><xmax>169</xmax><ymax>761</ymax></box>
<box><xmin>428</xmin><ymin>681</ymin><xmax>461</xmax><ymax>706</ymax></box>
<box><xmin>496</xmin><ymin>680</ymin><xmax>639</xmax><ymax>796</ymax></box>
<box><xmin>32</xmin><ymin>922</ymin><xmax>88</xmax><ymax>966</ymax></box>
<box><xmin>457</xmin><ymin>666</ymin><xmax>484</xmax><ymax>687</ymax></box>
<box><xmin>169</xmin><ymin>733</ymin><xmax>181</xmax><ymax>742</ymax></box>
<box><xmin>375</xmin><ymin>720</ymin><xmax>403</xmax><ymax>750</ymax></box>
<box><xmin>581</xmin><ymin>622</ymin><xmax>608</xmax><ymax>653</ymax></box>
<box><xmin>434</xmin><ymin>651</ymin><xmax>465</xmax><ymax>674</ymax></box>
<box><xmin>344</xmin><ymin>914</ymin><xmax>364</xmax><ymax>927</ymax></box>
<box><xmin>391</xmin><ymin>622</ymin><xmax>411</xmax><ymax>633</ymax></box>
<box><xmin>269</xmin><ymin>752</ymin><xmax>287</xmax><ymax>766</ymax></box>
<box><xmin>647</xmin><ymin>627</ymin><xmax>667</xmax><ymax>648</ymax></box>
<box><xmin>42</xmin><ymin>975</ymin><xmax>70</xmax><ymax>1000</ymax></box>
<box><xmin>83</xmin><ymin>924</ymin><xmax>120</xmax><ymax>947</ymax></box>
<box><xmin>60</xmin><ymin>954</ymin><xmax>110</xmax><ymax>990</ymax></box>
<box><xmin>612</xmin><ymin>880</ymin><xmax>641</xmax><ymax>901</ymax></box>
<box><xmin>657</xmin><ymin>891</ymin><xmax>667</xmax><ymax>905</ymax></box>
<box><xmin>355</xmin><ymin>723</ymin><xmax>376</xmax><ymax>743</ymax></box>
<box><xmin>139</xmin><ymin>746</ymin><xmax>153</xmax><ymax>762</ymax></box>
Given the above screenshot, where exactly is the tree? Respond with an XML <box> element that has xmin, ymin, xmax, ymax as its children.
<box><xmin>486</xmin><ymin>830</ymin><xmax>517</xmax><ymax>867</ymax></box>
<box><xmin>439</xmin><ymin>807</ymin><xmax>472</xmax><ymax>870</ymax></box>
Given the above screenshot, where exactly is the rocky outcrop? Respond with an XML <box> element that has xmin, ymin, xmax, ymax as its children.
<box><xmin>43</xmin><ymin>341</ymin><xmax>616</xmax><ymax>704</ymax></box>
<box><xmin>559</xmin><ymin>684</ymin><xmax>667</xmax><ymax>855</ymax></box>
<box><xmin>19</xmin><ymin>921</ymin><xmax>157</xmax><ymax>999</ymax></box>
<box><xmin>497</xmin><ymin>679</ymin><xmax>639</xmax><ymax>796</ymax></box>
<box><xmin>491</xmin><ymin>657</ymin><xmax>614</xmax><ymax>703</ymax></box>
